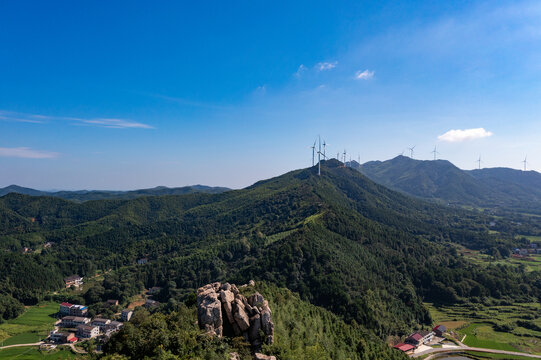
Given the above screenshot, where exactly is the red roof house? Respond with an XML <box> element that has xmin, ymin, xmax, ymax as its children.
<box><xmin>393</xmin><ymin>343</ymin><xmax>414</xmax><ymax>352</ymax></box>
<box><xmin>433</xmin><ymin>324</ymin><xmax>447</xmax><ymax>337</ymax></box>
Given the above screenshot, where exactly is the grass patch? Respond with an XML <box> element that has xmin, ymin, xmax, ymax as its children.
<box><xmin>460</xmin><ymin>323</ymin><xmax>517</xmax><ymax>351</ymax></box>
<box><xmin>0</xmin><ymin>303</ymin><xmax>58</xmax><ymax>345</ymax></box>
<box><xmin>0</xmin><ymin>346</ymin><xmax>78</xmax><ymax>359</ymax></box>
<box><xmin>265</xmin><ymin>229</ymin><xmax>297</xmax><ymax>246</ymax></box>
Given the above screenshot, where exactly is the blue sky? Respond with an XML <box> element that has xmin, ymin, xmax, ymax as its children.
<box><xmin>1</xmin><ymin>1</ymin><xmax>541</xmax><ymax>189</ymax></box>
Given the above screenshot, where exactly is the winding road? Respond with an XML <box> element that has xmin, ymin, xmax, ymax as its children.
<box><xmin>412</xmin><ymin>345</ymin><xmax>541</xmax><ymax>359</ymax></box>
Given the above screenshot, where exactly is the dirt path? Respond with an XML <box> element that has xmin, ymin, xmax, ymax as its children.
<box><xmin>0</xmin><ymin>341</ymin><xmax>43</xmax><ymax>349</ymax></box>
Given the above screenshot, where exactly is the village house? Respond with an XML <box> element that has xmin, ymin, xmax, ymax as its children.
<box><xmin>106</xmin><ymin>299</ymin><xmax>119</xmax><ymax>307</ymax></box>
<box><xmin>49</xmin><ymin>330</ymin><xmax>77</xmax><ymax>343</ymax></box>
<box><xmin>61</xmin><ymin>316</ymin><xmax>91</xmax><ymax>328</ymax></box>
<box><xmin>121</xmin><ymin>309</ymin><xmax>133</xmax><ymax>322</ymax></box>
<box><xmin>405</xmin><ymin>330</ymin><xmax>434</xmax><ymax>347</ymax></box>
<box><xmin>432</xmin><ymin>324</ymin><xmax>447</xmax><ymax>337</ymax></box>
<box><xmin>91</xmin><ymin>318</ymin><xmax>111</xmax><ymax>331</ymax></box>
<box><xmin>59</xmin><ymin>303</ymin><xmax>88</xmax><ymax>316</ymax></box>
<box><xmin>393</xmin><ymin>343</ymin><xmax>415</xmax><ymax>354</ymax></box>
<box><xmin>76</xmin><ymin>324</ymin><xmax>100</xmax><ymax>338</ymax></box>
<box><xmin>64</xmin><ymin>275</ymin><xmax>84</xmax><ymax>288</ymax></box>
<box><xmin>104</xmin><ymin>321</ymin><xmax>123</xmax><ymax>336</ymax></box>
<box><xmin>59</xmin><ymin>302</ymin><xmax>73</xmax><ymax>315</ymax></box>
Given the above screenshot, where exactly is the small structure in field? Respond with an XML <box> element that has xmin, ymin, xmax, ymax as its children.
<box><xmin>64</xmin><ymin>275</ymin><xmax>83</xmax><ymax>288</ymax></box>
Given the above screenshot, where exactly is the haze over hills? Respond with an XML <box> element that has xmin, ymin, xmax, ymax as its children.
<box><xmin>0</xmin><ymin>184</ymin><xmax>230</xmax><ymax>202</ymax></box>
<box><xmin>359</xmin><ymin>155</ymin><xmax>541</xmax><ymax>213</ymax></box>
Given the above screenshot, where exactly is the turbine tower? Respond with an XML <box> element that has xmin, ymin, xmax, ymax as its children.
<box><xmin>318</xmin><ymin>136</ymin><xmax>322</xmax><ymax>176</ymax></box>
<box><xmin>323</xmin><ymin>140</ymin><xmax>327</xmax><ymax>159</ymax></box>
<box><xmin>343</xmin><ymin>149</ymin><xmax>347</xmax><ymax>167</ymax></box>
<box><xmin>310</xmin><ymin>139</ymin><xmax>316</xmax><ymax>166</ymax></box>
<box><xmin>522</xmin><ymin>156</ymin><xmax>528</xmax><ymax>171</ymax></box>
<box><xmin>408</xmin><ymin>145</ymin><xmax>416</xmax><ymax>159</ymax></box>
<box><xmin>431</xmin><ymin>146</ymin><xmax>440</xmax><ymax>160</ymax></box>
<box><xmin>477</xmin><ymin>155</ymin><xmax>482</xmax><ymax>170</ymax></box>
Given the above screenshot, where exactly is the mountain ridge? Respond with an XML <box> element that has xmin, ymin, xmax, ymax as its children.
<box><xmin>359</xmin><ymin>155</ymin><xmax>541</xmax><ymax>212</ymax></box>
<box><xmin>0</xmin><ymin>184</ymin><xmax>231</xmax><ymax>202</ymax></box>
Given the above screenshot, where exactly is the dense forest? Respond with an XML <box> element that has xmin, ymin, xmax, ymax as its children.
<box><xmin>1</xmin><ymin>160</ymin><xmax>540</xmax><ymax>357</ymax></box>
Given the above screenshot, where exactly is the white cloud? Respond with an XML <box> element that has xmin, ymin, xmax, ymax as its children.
<box><xmin>0</xmin><ymin>110</ymin><xmax>153</xmax><ymax>129</ymax></box>
<box><xmin>0</xmin><ymin>147</ymin><xmax>59</xmax><ymax>159</ymax></box>
<box><xmin>438</xmin><ymin>128</ymin><xmax>494</xmax><ymax>142</ymax></box>
<box><xmin>316</xmin><ymin>61</ymin><xmax>338</xmax><ymax>71</ymax></box>
<box><xmin>81</xmin><ymin>118</ymin><xmax>154</xmax><ymax>129</ymax></box>
<box><xmin>294</xmin><ymin>64</ymin><xmax>307</xmax><ymax>78</ymax></box>
<box><xmin>355</xmin><ymin>69</ymin><xmax>375</xmax><ymax>80</ymax></box>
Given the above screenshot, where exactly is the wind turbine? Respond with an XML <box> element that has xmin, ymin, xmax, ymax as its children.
<box><xmin>476</xmin><ymin>155</ymin><xmax>483</xmax><ymax>170</ymax></box>
<box><xmin>322</xmin><ymin>140</ymin><xmax>327</xmax><ymax>159</ymax></box>
<box><xmin>408</xmin><ymin>146</ymin><xmax>416</xmax><ymax>159</ymax></box>
<box><xmin>318</xmin><ymin>136</ymin><xmax>322</xmax><ymax>176</ymax></box>
<box><xmin>398</xmin><ymin>150</ymin><xmax>405</xmax><ymax>156</ymax></box>
<box><xmin>343</xmin><ymin>149</ymin><xmax>347</xmax><ymax>167</ymax></box>
<box><xmin>310</xmin><ymin>139</ymin><xmax>316</xmax><ymax>166</ymax></box>
<box><xmin>431</xmin><ymin>146</ymin><xmax>440</xmax><ymax>160</ymax></box>
<box><xmin>522</xmin><ymin>156</ymin><xmax>528</xmax><ymax>171</ymax></box>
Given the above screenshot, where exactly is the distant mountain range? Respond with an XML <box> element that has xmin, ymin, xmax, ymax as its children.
<box><xmin>0</xmin><ymin>184</ymin><xmax>230</xmax><ymax>202</ymax></box>
<box><xmin>358</xmin><ymin>155</ymin><xmax>541</xmax><ymax>213</ymax></box>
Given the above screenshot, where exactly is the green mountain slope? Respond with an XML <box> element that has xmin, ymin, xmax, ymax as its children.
<box><xmin>360</xmin><ymin>155</ymin><xmax>541</xmax><ymax>212</ymax></box>
<box><xmin>468</xmin><ymin>167</ymin><xmax>541</xmax><ymax>205</ymax></box>
<box><xmin>0</xmin><ymin>160</ymin><xmax>538</xmax><ymax>340</ymax></box>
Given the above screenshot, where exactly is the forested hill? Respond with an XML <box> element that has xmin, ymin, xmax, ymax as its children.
<box><xmin>0</xmin><ymin>159</ymin><xmax>539</xmax><ymax>354</ymax></box>
<box><xmin>0</xmin><ymin>184</ymin><xmax>230</xmax><ymax>202</ymax></box>
<box><xmin>360</xmin><ymin>155</ymin><xmax>541</xmax><ymax>212</ymax></box>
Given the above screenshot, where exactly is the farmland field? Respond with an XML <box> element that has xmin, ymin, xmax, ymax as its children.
<box><xmin>426</xmin><ymin>302</ymin><xmax>541</xmax><ymax>354</ymax></box>
<box><xmin>0</xmin><ymin>346</ymin><xmax>77</xmax><ymax>359</ymax></box>
<box><xmin>0</xmin><ymin>303</ymin><xmax>58</xmax><ymax>346</ymax></box>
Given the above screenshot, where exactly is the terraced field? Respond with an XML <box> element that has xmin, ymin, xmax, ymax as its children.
<box><xmin>0</xmin><ymin>303</ymin><xmax>57</xmax><ymax>346</ymax></box>
<box><xmin>426</xmin><ymin>302</ymin><xmax>541</xmax><ymax>355</ymax></box>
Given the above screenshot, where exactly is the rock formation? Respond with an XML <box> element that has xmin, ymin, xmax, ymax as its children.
<box><xmin>197</xmin><ymin>281</ymin><xmax>275</xmax><ymax>355</ymax></box>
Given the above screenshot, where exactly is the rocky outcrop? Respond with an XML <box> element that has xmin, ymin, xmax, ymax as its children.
<box><xmin>196</xmin><ymin>281</ymin><xmax>275</xmax><ymax>354</ymax></box>
<box><xmin>254</xmin><ymin>354</ymin><xmax>277</xmax><ymax>360</ymax></box>
<box><xmin>196</xmin><ymin>282</ymin><xmax>223</xmax><ymax>336</ymax></box>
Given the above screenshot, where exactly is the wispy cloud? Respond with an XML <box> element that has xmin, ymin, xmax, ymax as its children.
<box><xmin>0</xmin><ymin>111</ymin><xmax>47</xmax><ymax>124</ymax></box>
<box><xmin>355</xmin><ymin>69</ymin><xmax>375</xmax><ymax>80</ymax></box>
<box><xmin>0</xmin><ymin>147</ymin><xmax>59</xmax><ymax>159</ymax></box>
<box><xmin>80</xmin><ymin>118</ymin><xmax>154</xmax><ymax>129</ymax></box>
<box><xmin>294</xmin><ymin>64</ymin><xmax>307</xmax><ymax>78</ymax></box>
<box><xmin>0</xmin><ymin>110</ymin><xmax>153</xmax><ymax>129</ymax></box>
<box><xmin>316</xmin><ymin>61</ymin><xmax>338</xmax><ymax>71</ymax></box>
<box><xmin>438</xmin><ymin>128</ymin><xmax>494</xmax><ymax>142</ymax></box>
